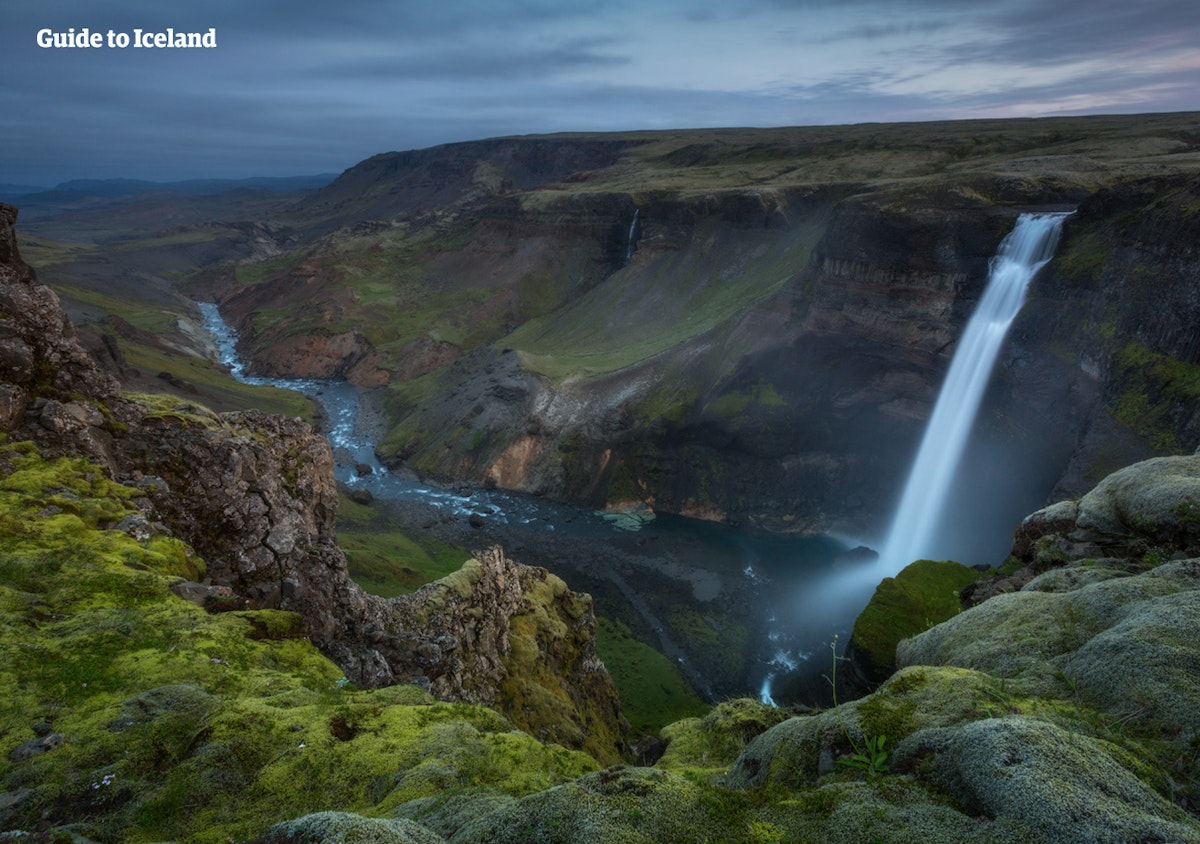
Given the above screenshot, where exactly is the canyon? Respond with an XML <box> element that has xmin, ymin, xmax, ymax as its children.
<box><xmin>33</xmin><ymin>113</ymin><xmax>1188</xmax><ymax>560</ymax></box>
<box><xmin>4</xmin><ymin>113</ymin><xmax>1200</xmax><ymax>841</ymax></box>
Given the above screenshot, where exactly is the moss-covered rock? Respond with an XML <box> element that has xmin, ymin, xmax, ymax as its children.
<box><xmin>848</xmin><ymin>559</ymin><xmax>984</xmax><ymax>685</ymax></box>
<box><xmin>722</xmin><ymin>660</ymin><xmax>1200</xmax><ymax>841</ymax></box>
<box><xmin>898</xmin><ymin>560</ymin><xmax>1200</xmax><ymax>735</ymax></box>
<box><xmin>753</xmin><ymin>778</ymin><xmax>1031</xmax><ymax>844</ymax></box>
<box><xmin>1075</xmin><ymin>454</ymin><xmax>1200</xmax><ymax>550</ymax></box>
<box><xmin>389</xmin><ymin>547</ymin><xmax>628</xmax><ymax>764</ymax></box>
<box><xmin>262</xmin><ymin>810</ymin><xmax>446</xmax><ymax>844</ymax></box>
<box><xmin>725</xmin><ymin>665</ymin><xmax>1034</xmax><ymax>790</ymax></box>
<box><xmin>905</xmin><ymin>717</ymin><xmax>1200</xmax><ymax>844</ymax></box>
<box><xmin>656</xmin><ymin>698</ymin><xmax>789</xmax><ymax>778</ymax></box>
<box><xmin>0</xmin><ymin>443</ymin><xmax>600</xmax><ymax>842</ymax></box>
<box><xmin>439</xmin><ymin>766</ymin><xmax>731</xmax><ymax>844</ymax></box>
<box><xmin>393</xmin><ymin>789</ymin><xmax>519</xmax><ymax>842</ymax></box>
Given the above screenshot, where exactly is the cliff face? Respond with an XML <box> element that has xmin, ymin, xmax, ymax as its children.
<box><xmin>0</xmin><ymin>204</ymin><xmax>123</xmax><ymax>453</ymax></box>
<box><xmin>109</xmin><ymin>116</ymin><xmax>1196</xmax><ymax>547</ymax></box>
<box><xmin>1010</xmin><ymin>175</ymin><xmax>1200</xmax><ymax>494</ymax></box>
<box><xmin>371</xmin><ymin>188</ymin><xmax>1048</xmax><ymax>536</ymax></box>
<box><xmin>0</xmin><ymin>203</ymin><xmax>625</xmax><ymax>761</ymax></box>
<box><xmin>369</xmin><ymin>171</ymin><xmax>1200</xmax><ymax>546</ymax></box>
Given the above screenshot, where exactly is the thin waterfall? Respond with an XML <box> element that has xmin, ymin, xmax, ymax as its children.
<box><xmin>625</xmin><ymin>208</ymin><xmax>639</xmax><ymax>261</ymax></box>
<box><xmin>880</xmin><ymin>211</ymin><xmax>1070</xmax><ymax>573</ymax></box>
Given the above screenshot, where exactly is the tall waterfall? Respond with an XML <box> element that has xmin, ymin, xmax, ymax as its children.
<box><xmin>625</xmin><ymin>209</ymin><xmax>639</xmax><ymax>261</ymax></box>
<box><xmin>880</xmin><ymin>211</ymin><xmax>1070</xmax><ymax>573</ymax></box>
<box><xmin>759</xmin><ymin>211</ymin><xmax>1069</xmax><ymax>707</ymax></box>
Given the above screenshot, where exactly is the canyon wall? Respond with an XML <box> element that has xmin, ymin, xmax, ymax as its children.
<box><xmin>184</xmin><ymin>119</ymin><xmax>1200</xmax><ymax>551</ymax></box>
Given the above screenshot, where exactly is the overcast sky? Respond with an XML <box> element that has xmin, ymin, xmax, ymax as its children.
<box><xmin>4</xmin><ymin>0</ymin><xmax>1198</xmax><ymax>185</ymax></box>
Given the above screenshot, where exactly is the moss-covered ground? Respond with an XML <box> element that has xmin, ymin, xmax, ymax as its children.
<box><xmin>850</xmin><ymin>559</ymin><xmax>984</xmax><ymax>679</ymax></box>
<box><xmin>4</xmin><ymin>433</ymin><xmax>1200</xmax><ymax>841</ymax></box>
<box><xmin>0</xmin><ymin>439</ymin><xmax>598</xmax><ymax>842</ymax></box>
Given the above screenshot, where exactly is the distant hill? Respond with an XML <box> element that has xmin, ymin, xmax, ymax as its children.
<box><xmin>0</xmin><ymin>182</ymin><xmax>48</xmax><ymax>197</ymax></box>
<box><xmin>9</xmin><ymin>172</ymin><xmax>338</xmax><ymax>202</ymax></box>
<box><xmin>39</xmin><ymin>173</ymin><xmax>338</xmax><ymax>199</ymax></box>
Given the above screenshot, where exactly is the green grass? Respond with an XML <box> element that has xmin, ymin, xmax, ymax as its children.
<box><xmin>116</xmin><ymin>334</ymin><xmax>315</xmax><ymax>420</ymax></box>
<box><xmin>10</xmin><ymin>233</ymin><xmax>98</xmax><ymax>267</ymax></box>
<box><xmin>108</xmin><ymin>229</ymin><xmax>220</xmax><ymax>252</ymax></box>
<box><xmin>55</xmin><ymin>283</ymin><xmax>182</xmax><ymax>334</ymax></box>
<box><xmin>336</xmin><ymin>494</ymin><xmax>470</xmax><ymax>597</ymax></box>
<box><xmin>507</xmin><ymin>217</ymin><xmax>823</xmax><ymax>381</ymax></box>
<box><xmin>595</xmin><ymin>617</ymin><xmax>708</xmax><ymax>736</ymax></box>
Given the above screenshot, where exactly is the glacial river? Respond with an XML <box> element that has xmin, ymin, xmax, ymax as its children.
<box><xmin>197</xmin><ymin>302</ymin><xmax>858</xmax><ymax>704</ymax></box>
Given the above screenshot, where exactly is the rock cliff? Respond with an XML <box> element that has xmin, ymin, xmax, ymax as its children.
<box><xmin>193</xmin><ymin>117</ymin><xmax>1200</xmax><ymax>554</ymax></box>
<box><xmin>0</xmin><ymin>203</ymin><xmax>625</xmax><ymax>761</ymax></box>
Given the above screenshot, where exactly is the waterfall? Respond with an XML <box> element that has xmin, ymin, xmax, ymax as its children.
<box><xmin>879</xmin><ymin>211</ymin><xmax>1070</xmax><ymax>573</ymax></box>
<box><xmin>760</xmin><ymin>211</ymin><xmax>1069</xmax><ymax>707</ymax></box>
<box><xmin>625</xmin><ymin>209</ymin><xmax>639</xmax><ymax>261</ymax></box>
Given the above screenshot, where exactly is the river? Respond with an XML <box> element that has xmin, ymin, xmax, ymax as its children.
<box><xmin>197</xmin><ymin>302</ymin><xmax>858</xmax><ymax>704</ymax></box>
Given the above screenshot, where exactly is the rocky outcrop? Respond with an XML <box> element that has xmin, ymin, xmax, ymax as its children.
<box><xmin>112</xmin><ymin>405</ymin><xmax>624</xmax><ymax>761</ymax></box>
<box><xmin>0</xmin><ymin>204</ymin><xmax>125</xmax><ymax>458</ymax></box>
<box><xmin>0</xmin><ymin>203</ymin><xmax>625</xmax><ymax>761</ymax></box>
<box><xmin>964</xmin><ymin>451</ymin><xmax>1200</xmax><ymax>605</ymax></box>
<box><xmin>844</xmin><ymin>559</ymin><xmax>983</xmax><ymax>690</ymax></box>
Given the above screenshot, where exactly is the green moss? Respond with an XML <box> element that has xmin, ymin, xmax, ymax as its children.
<box><xmin>0</xmin><ymin>442</ymin><xmax>599</xmax><ymax>842</ymax></box>
<box><xmin>594</xmin><ymin>618</ymin><xmax>708</xmax><ymax>737</ymax></box>
<box><xmin>850</xmin><ymin>559</ymin><xmax>984</xmax><ymax>681</ymax></box>
<box><xmin>1111</xmin><ymin>341</ymin><xmax>1200</xmax><ymax>452</ymax></box>
<box><xmin>1054</xmin><ymin>227</ymin><xmax>1111</xmax><ymax>286</ymax></box>
<box><xmin>704</xmin><ymin>381</ymin><xmax>787</xmax><ymax>421</ymax></box>
<box><xmin>657</xmin><ymin>698</ymin><xmax>788</xmax><ymax>778</ymax></box>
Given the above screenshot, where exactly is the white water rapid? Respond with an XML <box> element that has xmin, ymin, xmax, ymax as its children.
<box><xmin>879</xmin><ymin>211</ymin><xmax>1070</xmax><ymax>574</ymax></box>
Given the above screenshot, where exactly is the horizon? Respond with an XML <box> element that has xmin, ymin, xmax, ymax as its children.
<box><xmin>6</xmin><ymin>108</ymin><xmax>1198</xmax><ymax>192</ymax></box>
<box><xmin>4</xmin><ymin>0</ymin><xmax>1197</xmax><ymax>185</ymax></box>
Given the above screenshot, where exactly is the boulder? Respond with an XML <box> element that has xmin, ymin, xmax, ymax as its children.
<box><xmin>899</xmin><ymin>559</ymin><xmax>1200</xmax><ymax>734</ymax></box>
<box><xmin>902</xmin><ymin>717</ymin><xmax>1200</xmax><ymax>844</ymax></box>
<box><xmin>262</xmin><ymin>811</ymin><xmax>446</xmax><ymax>844</ymax></box>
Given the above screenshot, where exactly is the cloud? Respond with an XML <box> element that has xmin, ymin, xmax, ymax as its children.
<box><xmin>311</xmin><ymin>37</ymin><xmax>627</xmax><ymax>82</ymax></box>
<box><xmin>2</xmin><ymin>0</ymin><xmax>1197</xmax><ymax>184</ymax></box>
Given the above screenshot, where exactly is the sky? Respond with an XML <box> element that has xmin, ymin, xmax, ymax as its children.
<box><xmin>3</xmin><ymin>0</ymin><xmax>1198</xmax><ymax>186</ymax></box>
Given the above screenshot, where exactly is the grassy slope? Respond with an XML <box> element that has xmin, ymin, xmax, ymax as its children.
<box><xmin>594</xmin><ymin>617</ymin><xmax>709</xmax><ymax>736</ymax></box>
<box><xmin>335</xmin><ymin>493</ymin><xmax>472</xmax><ymax>598</ymax></box>
<box><xmin>118</xmin><ymin>337</ymin><xmax>315</xmax><ymax>420</ymax></box>
<box><xmin>508</xmin><ymin>214</ymin><xmax>826</xmax><ymax>381</ymax></box>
